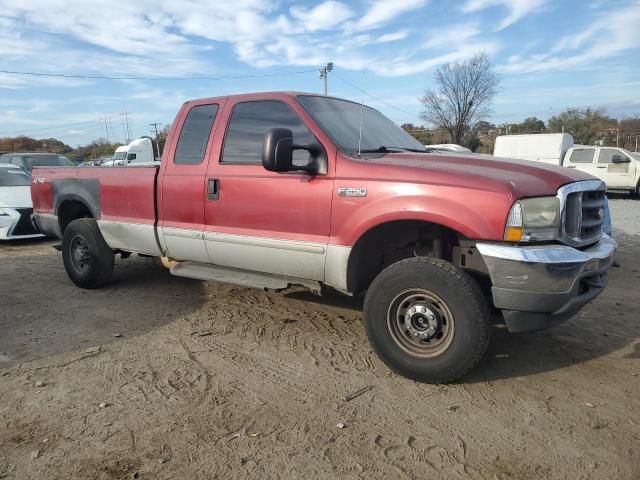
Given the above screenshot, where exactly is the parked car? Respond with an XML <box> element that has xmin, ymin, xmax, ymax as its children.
<box><xmin>426</xmin><ymin>144</ymin><xmax>472</xmax><ymax>153</ymax></box>
<box><xmin>0</xmin><ymin>164</ymin><xmax>44</xmax><ymax>240</ymax></box>
<box><xmin>493</xmin><ymin>133</ymin><xmax>640</xmax><ymax>194</ymax></box>
<box><xmin>0</xmin><ymin>152</ymin><xmax>73</xmax><ymax>173</ymax></box>
<box><xmin>31</xmin><ymin>92</ymin><xmax>616</xmax><ymax>383</ymax></box>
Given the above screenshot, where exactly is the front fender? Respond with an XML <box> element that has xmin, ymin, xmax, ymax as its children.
<box><xmin>330</xmin><ymin>183</ymin><xmax>511</xmax><ymax>246</ymax></box>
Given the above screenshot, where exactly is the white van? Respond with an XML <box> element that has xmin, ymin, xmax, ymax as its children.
<box><xmin>493</xmin><ymin>133</ymin><xmax>573</xmax><ymax>164</ymax></box>
<box><xmin>102</xmin><ymin>137</ymin><xmax>157</xmax><ymax>167</ymax></box>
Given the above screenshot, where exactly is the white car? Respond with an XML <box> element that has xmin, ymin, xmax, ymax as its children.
<box><xmin>426</xmin><ymin>144</ymin><xmax>472</xmax><ymax>153</ymax></box>
<box><xmin>0</xmin><ymin>164</ymin><xmax>44</xmax><ymax>240</ymax></box>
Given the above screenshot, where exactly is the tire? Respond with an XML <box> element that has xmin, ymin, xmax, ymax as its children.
<box><xmin>62</xmin><ymin>218</ymin><xmax>114</xmax><ymax>289</ymax></box>
<box><xmin>363</xmin><ymin>257</ymin><xmax>490</xmax><ymax>383</ymax></box>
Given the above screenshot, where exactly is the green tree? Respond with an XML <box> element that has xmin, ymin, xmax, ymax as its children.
<box><xmin>473</xmin><ymin>120</ymin><xmax>496</xmax><ymax>134</ymax></box>
<box><xmin>461</xmin><ymin>132</ymin><xmax>481</xmax><ymax>152</ymax></box>
<box><xmin>156</xmin><ymin>124</ymin><xmax>171</xmax><ymax>156</ymax></box>
<box><xmin>401</xmin><ymin>123</ymin><xmax>433</xmax><ymax>144</ymax></box>
<box><xmin>517</xmin><ymin>117</ymin><xmax>545</xmax><ymax>134</ymax></box>
<box><xmin>547</xmin><ymin>108</ymin><xmax>617</xmax><ymax>145</ymax></box>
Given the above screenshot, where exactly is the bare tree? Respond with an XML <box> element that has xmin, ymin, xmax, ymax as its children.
<box><xmin>419</xmin><ymin>53</ymin><xmax>498</xmax><ymax>144</ymax></box>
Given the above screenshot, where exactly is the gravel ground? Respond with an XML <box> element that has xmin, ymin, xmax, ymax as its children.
<box><xmin>0</xmin><ymin>201</ymin><xmax>638</xmax><ymax>479</ymax></box>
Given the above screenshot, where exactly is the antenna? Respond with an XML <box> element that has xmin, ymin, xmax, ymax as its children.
<box><xmin>357</xmin><ymin>97</ymin><xmax>364</xmax><ymax>156</ymax></box>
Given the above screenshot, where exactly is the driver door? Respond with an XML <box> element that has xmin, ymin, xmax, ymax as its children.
<box><xmin>203</xmin><ymin>96</ymin><xmax>335</xmax><ymax>281</ymax></box>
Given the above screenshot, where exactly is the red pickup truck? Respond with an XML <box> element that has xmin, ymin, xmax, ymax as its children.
<box><xmin>31</xmin><ymin>92</ymin><xmax>616</xmax><ymax>382</ymax></box>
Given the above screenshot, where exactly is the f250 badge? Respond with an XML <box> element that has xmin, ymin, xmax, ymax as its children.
<box><xmin>337</xmin><ymin>187</ymin><xmax>367</xmax><ymax>197</ymax></box>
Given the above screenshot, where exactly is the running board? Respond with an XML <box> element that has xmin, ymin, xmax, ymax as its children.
<box><xmin>170</xmin><ymin>261</ymin><xmax>322</xmax><ymax>295</ymax></box>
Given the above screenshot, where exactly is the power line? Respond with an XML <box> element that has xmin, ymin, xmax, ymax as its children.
<box><xmin>0</xmin><ymin>68</ymin><xmax>317</xmax><ymax>81</ymax></box>
<box><xmin>0</xmin><ymin>120</ymin><xmax>98</xmax><ymax>136</ymax></box>
<box><xmin>333</xmin><ymin>70</ymin><xmax>640</xmax><ymax>123</ymax></box>
<box><xmin>332</xmin><ymin>71</ymin><xmax>424</xmax><ymax>121</ymax></box>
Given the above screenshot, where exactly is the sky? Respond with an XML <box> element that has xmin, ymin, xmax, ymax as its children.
<box><xmin>1</xmin><ymin>0</ymin><xmax>640</xmax><ymax>147</ymax></box>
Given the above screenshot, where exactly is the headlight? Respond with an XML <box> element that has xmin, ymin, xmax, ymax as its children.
<box><xmin>505</xmin><ymin>197</ymin><xmax>560</xmax><ymax>242</ymax></box>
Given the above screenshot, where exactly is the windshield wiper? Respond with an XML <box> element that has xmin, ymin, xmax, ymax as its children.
<box><xmin>357</xmin><ymin>146</ymin><xmax>429</xmax><ymax>154</ymax></box>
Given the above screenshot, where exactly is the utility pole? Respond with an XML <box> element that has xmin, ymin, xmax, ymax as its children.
<box><xmin>103</xmin><ymin>115</ymin><xmax>110</xmax><ymax>143</ymax></box>
<box><xmin>318</xmin><ymin>62</ymin><xmax>333</xmax><ymax>96</ymax></box>
<box><xmin>121</xmin><ymin>109</ymin><xmax>131</xmax><ymax>144</ymax></box>
<box><xmin>616</xmin><ymin>128</ymin><xmax>619</xmax><ymax>147</ymax></box>
<box><xmin>149</xmin><ymin>122</ymin><xmax>161</xmax><ymax>157</ymax></box>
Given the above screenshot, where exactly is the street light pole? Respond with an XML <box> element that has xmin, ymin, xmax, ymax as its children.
<box><xmin>318</xmin><ymin>62</ymin><xmax>333</xmax><ymax>96</ymax></box>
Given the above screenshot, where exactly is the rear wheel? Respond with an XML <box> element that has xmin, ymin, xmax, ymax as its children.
<box><xmin>62</xmin><ymin>218</ymin><xmax>114</xmax><ymax>289</ymax></box>
<box><xmin>363</xmin><ymin>257</ymin><xmax>490</xmax><ymax>383</ymax></box>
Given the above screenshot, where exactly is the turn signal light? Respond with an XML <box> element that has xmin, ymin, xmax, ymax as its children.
<box><xmin>505</xmin><ymin>227</ymin><xmax>523</xmax><ymax>242</ymax></box>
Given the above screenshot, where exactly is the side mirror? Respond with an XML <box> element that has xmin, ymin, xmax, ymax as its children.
<box><xmin>262</xmin><ymin>128</ymin><xmax>295</xmax><ymax>172</ymax></box>
<box><xmin>612</xmin><ymin>154</ymin><xmax>630</xmax><ymax>164</ymax></box>
<box><xmin>262</xmin><ymin>128</ymin><xmax>324</xmax><ymax>174</ymax></box>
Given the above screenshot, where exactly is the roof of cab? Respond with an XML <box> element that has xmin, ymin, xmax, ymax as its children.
<box><xmin>183</xmin><ymin>91</ymin><xmax>349</xmax><ymax>107</ymax></box>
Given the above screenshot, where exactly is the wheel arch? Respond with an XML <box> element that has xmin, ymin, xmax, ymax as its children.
<box><xmin>344</xmin><ymin>219</ymin><xmax>466</xmax><ymax>295</ymax></box>
<box><xmin>56</xmin><ymin>196</ymin><xmax>96</xmax><ymax>234</ymax></box>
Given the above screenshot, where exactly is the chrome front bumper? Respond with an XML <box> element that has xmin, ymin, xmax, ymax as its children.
<box><xmin>476</xmin><ymin>234</ymin><xmax>617</xmax><ymax>333</ymax></box>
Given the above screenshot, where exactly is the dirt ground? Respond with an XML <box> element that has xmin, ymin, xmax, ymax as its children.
<box><xmin>0</xmin><ymin>202</ymin><xmax>638</xmax><ymax>479</ymax></box>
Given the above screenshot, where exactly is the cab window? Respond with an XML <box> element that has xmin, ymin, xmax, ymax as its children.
<box><xmin>569</xmin><ymin>149</ymin><xmax>595</xmax><ymax>163</ymax></box>
<box><xmin>221</xmin><ymin>100</ymin><xmax>315</xmax><ymax>166</ymax></box>
<box><xmin>174</xmin><ymin>104</ymin><xmax>219</xmax><ymax>165</ymax></box>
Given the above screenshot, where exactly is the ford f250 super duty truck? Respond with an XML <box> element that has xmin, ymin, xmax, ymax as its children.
<box><xmin>30</xmin><ymin>92</ymin><xmax>616</xmax><ymax>383</ymax></box>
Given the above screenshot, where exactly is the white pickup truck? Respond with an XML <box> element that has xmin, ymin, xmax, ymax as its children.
<box><xmin>494</xmin><ymin>133</ymin><xmax>640</xmax><ymax>194</ymax></box>
<box><xmin>564</xmin><ymin>145</ymin><xmax>638</xmax><ymax>194</ymax></box>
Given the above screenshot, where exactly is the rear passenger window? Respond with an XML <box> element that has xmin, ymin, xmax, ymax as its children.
<box><xmin>221</xmin><ymin>100</ymin><xmax>315</xmax><ymax>166</ymax></box>
<box><xmin>569</xmin><ymin>149</ymin><xmax>595</xmax><ymax>163</ymax></box>
<box><xmin>174</xmin><ymin>104</ymin><xmax>218</xmax><ymax>165</ymax></box>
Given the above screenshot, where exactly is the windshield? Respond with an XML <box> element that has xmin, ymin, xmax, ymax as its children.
<box><xmin>25</xmin><ymin>155</ymin><xmax>73</xmax><ymax>169</ymax></box>
<box><xmin>297</xmin><ymin>95</ymin><xmax>426</xmax><ymax>155</ymax></box>
<box><xmin>0</xmin><ymin>168</ymin><xmax>31</xmax><ymax>186</ymax></box>
<box><xmin>632</xmin><ymin>152</ymin><xmax>640</xmax><ymax>161</ymax></box>
<box><xmin>112</xmin><ymin>151</ymin><xmax>127</xmax><ymax>161</ymax></box>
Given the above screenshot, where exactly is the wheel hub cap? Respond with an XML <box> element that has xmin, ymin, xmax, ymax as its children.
<box><xmin>404</xmin><ymin>305</ymin><xmax>440</xmax><ymax>339</ymax></box>
<box><xmin>387</xmin><ymin>289</ymin><xmax>455</xmax><ymax>358</ymax></box>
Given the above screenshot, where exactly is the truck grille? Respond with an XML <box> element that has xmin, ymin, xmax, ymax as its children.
<box><xmin>12</xmin><ymin>208</ymin><xmax>38</xmax><ymax>236</ymax></box>
<box><xmin>560</xmin><ymin>181</ymin><xmax>605</xmax><ymax>247</ymax></box>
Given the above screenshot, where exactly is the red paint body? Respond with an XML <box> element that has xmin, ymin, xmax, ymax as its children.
<box><xmin>31</xmin><ymin>92</ymin><xmax>594</xmax><ymax>246</ymax></box>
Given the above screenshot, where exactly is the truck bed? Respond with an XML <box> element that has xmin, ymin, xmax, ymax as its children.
<box><xmin>31</xmin><ymin>165</ymin><xmax>161</xmax><ymax>254</ymax></box>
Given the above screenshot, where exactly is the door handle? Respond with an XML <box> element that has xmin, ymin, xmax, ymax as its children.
<box><xmin>566</xmin><ymin>165</ymin><xmax>576</xmax><ymax>168</ymax></box>
<box><xmin>597</xmin><ymin>166</ymin><xmax>607</xmax><ymax>169</ymax></box>
<box><xmin>207</xmin><ymin>178</ymin><xmax>220</xmax><ymax>200</ymax></box>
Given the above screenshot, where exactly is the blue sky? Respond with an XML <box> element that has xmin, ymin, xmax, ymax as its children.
<box><xmin>1</xmin><ymin>0</ymin><xmax>639</xmax><ymax>146</ymax></box>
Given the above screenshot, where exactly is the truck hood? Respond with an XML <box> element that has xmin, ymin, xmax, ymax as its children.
<box><xmin>365</xmin><ymin>152</ymin><xmax>596</xmax><ymax>198</ymax></box>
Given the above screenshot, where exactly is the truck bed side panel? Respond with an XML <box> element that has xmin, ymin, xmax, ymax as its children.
<box><xmin>31</xmin><ymin>166</ymin><xmax>161</xmax><ymax>255</ymax></box>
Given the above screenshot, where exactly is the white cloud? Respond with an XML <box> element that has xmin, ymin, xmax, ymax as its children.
<box><xmin>376</xmin><ymin>31</ymin><xmax>409</xmax><ymax>43</ymax></box>
<box><xmin>0</xmin><ymin>0</ymin><xmax>495</xmax><ymax>88</ymax></box>
<box><xmin>290</xmin><ymin>1</ymin><xmax>354</xmax><ymax>31</ymax></box>
<box><xmin>500</xmin><ymin>1</ymin><xmax>640</xmax><ymax>74</ymax></box>
<box><xmin>352</xmin><ymin>0</ymin><xmax>428</xmax><ymax>31</ymax></box>
<box><xmin>462</xmin><ymin>0</ymin><xmax>548</xmax><ymax>30</ymax></box>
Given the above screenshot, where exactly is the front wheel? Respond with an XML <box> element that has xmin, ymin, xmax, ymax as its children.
<box><xmin>62</xmin><ymin>218</ymin><xmax>114</xmax><ymax>289</ymax></box>
<box><xmin>363</xmin><ymin>257</ymin><xmax>490</xmax><ymax>383</ymax></box>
